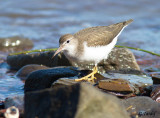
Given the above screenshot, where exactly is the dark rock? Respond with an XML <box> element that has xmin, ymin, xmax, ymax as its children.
<box><xmin>0</xmin><ymin>36</ymin><xmax>33</xmax><ymax>52</ymax></box>
<box><xmin>150</xmin><ymin>85</ymin><xmax>160</xmax><ymax>103</ymax></box>
<box><xmin>143</xmin><ymin>67</ymin><xmax>160</xmax><ymax>84</ymax></box>
<box><xmin>25</xmin><ymin>83</ymin><xmax>129</xmax><ymax>118</ymax></box>
<box><xmin>24</xmin><ymin>67</ymin><xmax>79</xmax><ymax>93</ymax></box>
<box><xmin>122</xmin><ymin>96</ymin><xmax>160</xmax><ymax>118</ymax></box>
<box><xmin>7</xmin><ymin>51</ymin><xmax>71</xmax><ymax>70</ymax></box>
<box><xmin>16</xmin><ymin>64</ymin><xmax>50</xmax><ymax>80</ymax></box>
<box><xmin>151</xmin><ymin>74</ymin><xmax>160</xmax><ymax>84</ymax></box>
<box><xmin>140</xmin><ymin>85</ymin><xmax>153</xmax><ymax>96</ymax></box>
<box><xmin>0</xmin><ymin>101</ymin><xmax>4</xmax><ymax>109</ymax></box>
<box><xmin>0</xmin><ymin>109</ymin><xmax>5</xmax><ymax>117</ymax></box>
<box><xmin>7</xmin><ymin>48</ymin><xmax>140</xmax><ymax>72</ymax></box>
<box><xmin>5</xmin><ymin>95</ymin><xmax>24</xmax><ymax>114</ymax></box>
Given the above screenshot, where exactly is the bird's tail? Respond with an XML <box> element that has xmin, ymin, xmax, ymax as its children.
<box><xmin>123</xmin><ymin>19</ymin><xmax>133</xmax><ymax>26</ymax></box>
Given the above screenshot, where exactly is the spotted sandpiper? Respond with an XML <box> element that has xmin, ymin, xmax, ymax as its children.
<box><xmin>53</xmin><ymin>19</ymin><xmax>133</xmax><ymax>83</ymax></box>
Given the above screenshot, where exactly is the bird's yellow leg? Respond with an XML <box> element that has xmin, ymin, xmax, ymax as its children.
<box><xmin>75</xmin><ymin>66</ymin><xmax>98</xmax><ymax>83</ymax></box>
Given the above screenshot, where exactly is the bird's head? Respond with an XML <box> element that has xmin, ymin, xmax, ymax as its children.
<box><xmin>52</xmin><ymin>34</ymin><xmax>77</xmax><ymax>58</ymax></box>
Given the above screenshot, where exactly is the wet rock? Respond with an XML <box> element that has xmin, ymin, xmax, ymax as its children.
<box><xmin>98</xmin><ymin>79</ymin><xmax>135</xmax><ymax>92</ymax></box>
<box><xmin>103</xmin><ymin>73</ymin><xmax>153</xmax><ymax>89</ymax></box>
<box><xmin>51</xmin><ymin>78</ymin><xmax>79</xmax><ymax>88</ymax></box>
<box><xmin>142</xmin><ymin>67</ymin><xmax>160</xmax><ymax>84</ymax></box>
<box><xmin>16</xmin><ymin>64</ymin><xmax>49</xmax><ymax>80</ymax></box>
<box><xmin>51</xmin><ymin>69</ymin><xmax>106</xmax><ymax>89</ymax></box>
<box><xmin>24</xmin><ymin>67</ymin><xmax>79</xmax><ymax>93</ymax></box>
<box><xmin>7</xmin><ymin>51</ymin><xmax>71</xmax><ymax>70</ymax></box>
<box><xmin>151</xmin><ymin>74</ymin><xmax>160</xmax><ymax>84</ymax></box>
<box><xmin>140</xmin><ymin>85</ymin><xmax>153</xmax><ymax>96</ymax></box>
<box><xmin>150</xmin><ymin>85</ymin><xmax>160</xmax><ymax>103</ymax></box>
<box><xmin>0</xmin><ymin>109</ymin><xmax>6</xmax><ymax>117</ymax></box>
<box><xmin>7</xmin><ymin>48</ymin><xmax>140</xmax><ymax>72</ymax></box>
<box><xmin>0</xmin><ymin>101</ymin><xmax>4</xmax><ymax>109</ymax></box>
<box><xmin>108</xmin><ymin>69</ymin><xmax>144</xmax><ymax>75</ymax></box>
<box><xmin>99</xmin><ymin>73</ymin><xmax>153</xmax><ymax>96</ymax></box>
<box><xmin>122</xmin><ymin>96</ymin><xmax>160</xmax><ymax>118</ymax></box>
<box><xmin>25</xmin><ymin>83</ymin><xmax>129</xmax><ymax>118</ymax></box>
<box><xmin>5</xmin><ymin>95</ymin><xmax>24</xmax><ymax>114</ymax></box>
<box><xmin>0</xmin><ymin>36</ymin><xmax>33</xmax><ymax>52</ymax></box>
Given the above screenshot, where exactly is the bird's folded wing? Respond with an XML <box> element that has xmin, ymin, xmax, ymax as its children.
<box><xmin>74</xmin><ymin>19</ymin><xmax>133</xmax><ymax>47</ymax></box>
<box><xmin>74</xmin><ymin>26</ymin><xmax>120</xmax><ymax>47</ymax></box>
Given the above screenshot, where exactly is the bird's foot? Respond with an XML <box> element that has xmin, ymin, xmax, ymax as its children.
<box><xmin>75</xmin><ymin>66</ymin><xmax>98</xmax><ymax>83</ymax></box>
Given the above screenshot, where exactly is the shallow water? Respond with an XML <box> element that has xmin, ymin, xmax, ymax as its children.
<box><xmin>0</xmin><ymin>0</ymin><xmax>160</xmax><ymax>100</ymax></box>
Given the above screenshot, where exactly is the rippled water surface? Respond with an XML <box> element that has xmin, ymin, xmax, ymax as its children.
<box><xmin>0</xmin><ymin>0</ymin><xmax>160</xmax><ymax>100</ymax></box>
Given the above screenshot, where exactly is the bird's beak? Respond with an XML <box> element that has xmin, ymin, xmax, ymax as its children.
<box><xmin>52</xmin><ymin>45</ymin><xmax>64</xmax><ymax>58</ymax></box>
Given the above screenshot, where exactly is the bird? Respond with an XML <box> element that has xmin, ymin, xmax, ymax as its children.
<box><xmin>52</xmin><ymin>19</ymin><xmax>133</xmax><ymax>83</ymax></box>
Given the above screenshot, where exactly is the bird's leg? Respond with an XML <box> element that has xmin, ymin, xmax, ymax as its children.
<box><xmin>75</xmin><ymin>65</ymin><xmax>98</xmax><ymax>83</ymax></box>
<box><xmin>88</xmin><ymin>66</ymin><xmax>98</xmax><ymax>82</ymax></box>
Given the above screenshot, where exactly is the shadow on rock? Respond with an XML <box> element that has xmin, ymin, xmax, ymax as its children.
<box><xmin>25</xmin><ymin>83</ymin><xmax>129</xmax><ymax>118</ymax></box>
<box><xmin>24</xmin><ymin>67</ymin><xmax>79</xmax><ymax>93</ymax></box>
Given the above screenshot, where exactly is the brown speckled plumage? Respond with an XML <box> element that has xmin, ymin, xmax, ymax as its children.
<box><xmin>58</xmin><ymin>19</ymin><xmax>133</xmax><ymax>58</ymax></box>
<box><xmin>73</xmin><ymin>19</ymin><xmax>133</xmax><ymax>47</ymax></box>
<box><xmin>59</xmin><ymin>34</ymin><xmax>73</xmax><ymax>45</ymax></box>
<box><xmin>59</xmin><ymin>19</ymin><xmax>133</xmax><ymax>47</ymax></box>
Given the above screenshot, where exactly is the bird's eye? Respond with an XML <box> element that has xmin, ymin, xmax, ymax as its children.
<box><xmin>66</xmin><ymin>40</ymin><xmax>70</xmax><ymax>43</ymax></box>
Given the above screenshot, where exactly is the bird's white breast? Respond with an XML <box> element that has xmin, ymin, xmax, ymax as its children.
<box><xmin>80</xmin><ymin>26</ymin><xmax>126</xmax><ymax>64</ymax></box>
<box><xmin>64</xmin><ymin>26</ymin><xmax>126</xmax><ymax>64</ymax></box>
<box><xmin>81</xmin><ymin>36</ymin><xmax>118</xmax><ymax>64</ymax></box>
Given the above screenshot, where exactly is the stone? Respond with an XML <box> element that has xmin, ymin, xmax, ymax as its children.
<box><xmin>15</xmin><ymin>64</ymin><xmax>49</xmax><ymax>80</ymax></box>
<box><xmin>105</xmin><ymin>48</ymin><xmax>140</xmax><ymax>71</ymax></box>
<box><xmin>7</xmin><ymin>51</ymin><xmax>71</xmax><ymax>70</ymax></box>
<box><xmin>73</xmin><ymin>48</ymin><xmax>140</xmax><ymax>73</ymax></box>
<box><xmin>51</xmin><ymin>78</ymin><xmax>79</xmax><ymax>88</ymax></box>
<box><xmin>107</xmin><ymin>68</ymin><xmax>144</xmax><ymax>75</ymax></box>
<box><xmin>102</xmin><ymin>73</ymin><xmax>153</xmax><ymax>94</ymax></box>
<box><xmin>95</xmin><ymin>72</ymin><xmax>153</xmax><ymax>97</ymax></box>
<box><xmin>7</xmin><ymin>48</ymin><xmax>140</xmax><ymax>73</ymax></box>
<box><xmin>5</xmin><ymin>95</ymin><xmax>24</xmax><ymax>114</ymax></box>
<box><xmin>150</xmin><ymin>85</ymin><xmax>160</xmax><ymax>103</ymax></box>
<box><xmin>0</xmin><ymin>36</ymin><xmax>33</xmax><ymax>52</ymax></box>
<box><xmin>24</xmin><ymin>67</ymin><xmax>79</xmax><ymax>93</ymax></box>
<box><xmin>122</xmin><ymin>96</ymin><xmax>160</xmax><ymax>118</ymax></box>
<box><xmin>151</xmin><ymin>74</ymin><xmax>160</xmax><ymax>84</ymax></box>
<box><xmin>98</xmin><ymin>79</ymin><xmax>135</xmax><ymax>92</ymax></box>
<box><xmin>25</xmin><ymin>83</ymin><xmax>129</xmax><ymax>118</ymax></box>
<box><xmin>0</xmin><ymin>109</ymin><xmax>5</xmax><ymax>117</ymax></box>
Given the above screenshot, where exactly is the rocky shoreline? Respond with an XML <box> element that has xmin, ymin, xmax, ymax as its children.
<box><xmin>0</xmin><ymin>47</ymin><xmax>160</xmax><ymax>118</ymax></box>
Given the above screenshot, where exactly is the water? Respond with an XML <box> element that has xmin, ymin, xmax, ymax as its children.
<box><xmin>0</xmin><ymin>0</ymin><xmax>160</xmax><ymax>100</ymax></box>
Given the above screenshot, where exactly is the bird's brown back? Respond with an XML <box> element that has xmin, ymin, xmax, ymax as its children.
<box><xmin>74</xmin><ymin>19</ymin><xmax>133</xmax><ymax>47</ymax></box>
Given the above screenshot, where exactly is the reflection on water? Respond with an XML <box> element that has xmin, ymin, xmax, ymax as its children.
<box><xmin>0</xmin><ymin>0</ymin><xmax>160</xmax><ymax>100</ymax></box>
<box><xmin>0</xmin><ymin>66</ymin><xmax>23</xmax><ymax>101</ymax></box>
<box><xmin>0</xmin><ymin>0</ymin><xmax>160</xmax><ymax>51</ymax></box>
